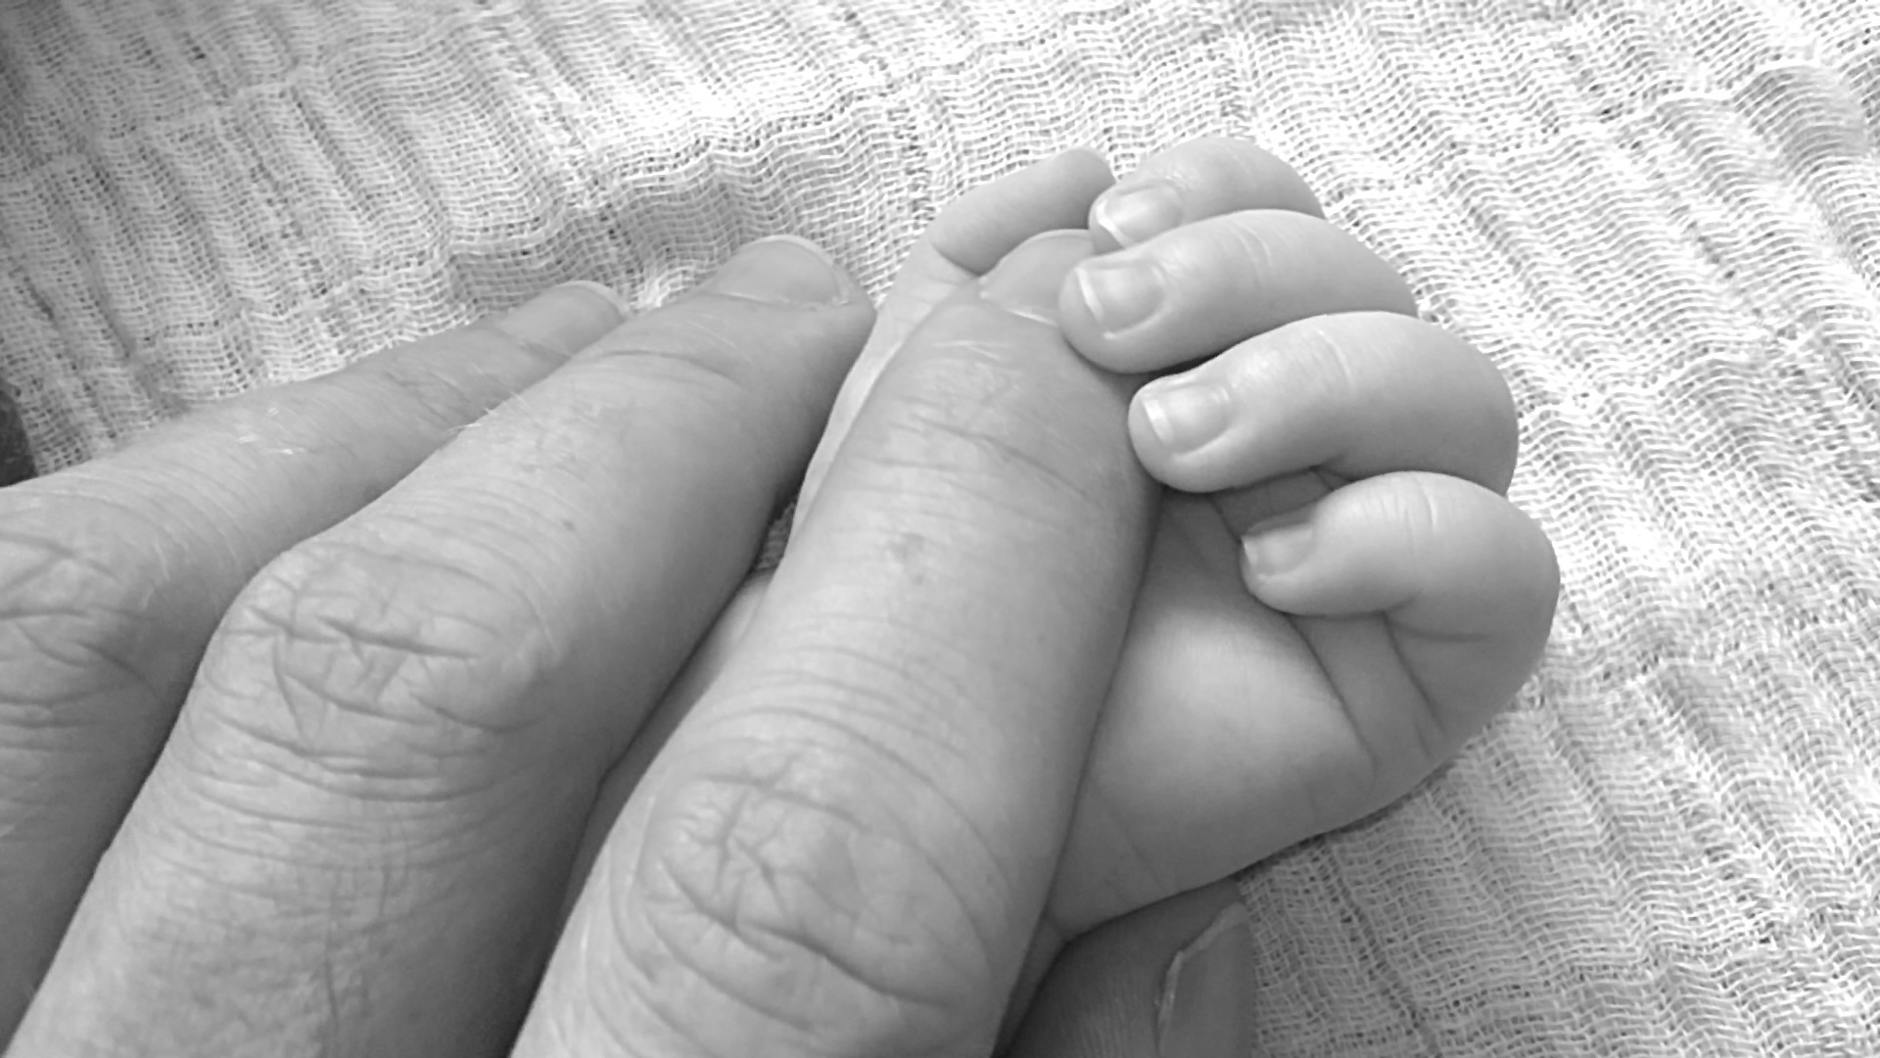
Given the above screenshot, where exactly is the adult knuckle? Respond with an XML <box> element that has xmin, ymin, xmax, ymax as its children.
<box><xmin>0</xmin><ymin>504</ymin><xmax>164</xmax><ymax>730</ymax></box>
<box><xmin>211</xmin><ymin>533</ymin><xmax>546</xmax><ymax>786</ymax></box>
<box><xmin>624</xmin><ymin>739</ymin><xmax>979</xmax><ymax>1051</ymax></box>
<box><xmin>863</xmin><ymin>333</ymin><xmax>1117</xmax><ymax>519</ymax></box>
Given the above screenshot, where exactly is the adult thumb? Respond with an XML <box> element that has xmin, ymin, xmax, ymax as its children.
<box><xmin>1003</xmin><ymin>879</ymin><xmax>1258</xmax><ymax>1058</ymax></box>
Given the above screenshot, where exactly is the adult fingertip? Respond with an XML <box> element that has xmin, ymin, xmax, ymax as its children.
<box><xmin>1155</xmin><ymin>900</ymin><xmax>1257</xmax><ymax>1058</ymax></box>
<box><xmin>979</xmin><ymin>230</ymin><xmax>1096</xmax><ymax>324</ymax></box>
<box><xmin>557</xmin><ymin>279</ymin><xmax>634</xmax><ymax>317</ymax></box>
<box><xmin>486</xmin><ymin>281</ymin><xmax>632</xmax><ymax>363</ymax></box>
<box><xmin>706</xmin><ymin>234</ymin><xmax>861</xmax><ymax>306</ymax></box>
<box><xmin>1003</xmin><ymin>880</ymin><xmax>1254</xmax><ymax>1058</ymax></box>
<box><xmin>928</xmin><ymin>151</ymin><xmax>1114</xmax><ymax>275</ymax></box>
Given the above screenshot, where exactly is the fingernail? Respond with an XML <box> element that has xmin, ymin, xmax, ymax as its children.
<box><xmin>979</xmin><ymin>230</ymin><xmax>1093</xmax><ymax>323</ymax></box>
<box><xmin>1157</xmin><ymin>900</ymin><xmax>1257</xmax><ymax>1058</ymax></box>
<box><xmin>559</xmin><ymin>280</ymin><xmax>633</xmax><ymax>316</ymax></box>
<box><xmin>1139</xmin><ymin>379</ymin><xmax>1230</xmax><ymax>453</ymax></box>
<box><xmin>709</xmin><ymin>235</ymin><xmax>854</xmax><ymax>305</ymax></box>
<box><xmin>499</xmin><ymin>281</ymin><xmax>631</xmax><ymax>354</ymax></box>
<box><xmin>1242</xmin><ymin>508</ymin><xmax>1316</xmax><ymax>578</ymax></box>
<box><xmin>1073</xmin><ymin>255</ymin><xmax>1163</xmax><ymax>336</ymax></box>
<box><xmin>1093</xmin><ymin>180</ymin><xmax>1184</xmax><ymax>247</ymax></box>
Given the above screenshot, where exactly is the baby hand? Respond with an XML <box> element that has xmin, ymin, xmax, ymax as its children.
<box><xmin>1044</xmin><ymin>138</ymin><xmax>1560</xmax><ymax>934</ymax></box>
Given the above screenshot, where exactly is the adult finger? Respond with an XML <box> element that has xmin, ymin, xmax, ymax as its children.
<box><xmin>793</xmin><ymin>147</ymin><xmax>1115</xmax><ymax>529</ymax></box>
<box><xmin>1004</xmin><ymin>880</ymin><xmax>1255</xmax><ymax>1058</ymax></box>
<box><xmin>1089</xmin><ymin>135</ymin><xmax>1323</xmax><ymax>251</ymax></box>
<box><xmin>11</xmin><ymin>239</ymin><xmax>873</xmax><ymax>1057</ymax></box>
<box><xmin>0</xmin><ymin>282</ymin><xmax>623</xmax><ymax>1038</ymax></box>
<box><xmin>519</xmin><ymin>231</ymin><xmax>1159</xmax><ymax>1057</ymax></box>
<box><xmin>558</xmin><ymin>570</ymin><xmax>774</xmax><ymax>927</ymax></box>
<box><xmin>1130</xmin><ymin>313</ymin><xmax>1518</xmax><ymax>494</ymax></box>
<box><xmin>1060</xmin><ymin>210</ymin><xmax>1417</xmax><ymax>374</ymax></box>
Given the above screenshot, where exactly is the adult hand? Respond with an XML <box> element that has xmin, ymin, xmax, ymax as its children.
<box><xmin>2</xmin><ymin>195</ymin><xmax>1160</xmax><ymax>1052</ymax></box>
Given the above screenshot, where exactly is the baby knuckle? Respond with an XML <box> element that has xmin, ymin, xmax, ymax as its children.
<box><xmin>1293</xmin><ymin>319</ymin><xmax>1368</xmax><ymax>407</ymax></box>
<box><xmin>1217</xmin><ymin>214</ymin><xmax>1280</xmax><ymax>279</ymax></box>
<box><xmin>1373</xmin><ymin>474</ymin><xmax>1447</xmax><ymax>545</ymax></box>
<box><xmin>624</xmin><ymin>746</ymin><xmax>981</xmax><ymax>1052</ymax></box>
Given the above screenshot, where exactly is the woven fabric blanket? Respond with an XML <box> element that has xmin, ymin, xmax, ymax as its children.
<box><xmin>5</xmin><ymin>1</ymin><xmax>1880</xmax><ymax>1053</ymax></box>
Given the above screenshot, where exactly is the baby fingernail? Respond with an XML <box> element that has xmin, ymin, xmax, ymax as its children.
<box><xmin>1094</xmin><ymin>179</ymin><xmax>1184</xmax><ymax>247</ymax></box>
<box><xmin>1157</xmin><ymin>900</ymin><xmax>1257</xmax><ymax>1058</ymax></box>
<box><xmin>1074</xmin><ymin>255</ymin><xmax>1163</xmax><ymax>335</ymax></box>
<box><xmin>1242</xmin><ymin>508</ymin><xmax>1316</xmax><ymax>578</ymax></box>
<box><xmin>710</xmin><ymin>235</ymin><xmax>855</xmax><ymax>305</ymax></box>
<box><xmin>1140</xmin><ymin>379</ymin><xmax>1229</xmax><ymax>453</ymax></box>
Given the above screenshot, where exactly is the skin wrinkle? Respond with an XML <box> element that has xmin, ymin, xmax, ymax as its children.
<box><xmin>660</xmin><ymin>861</ymin><xmax>967</xmax><ymax>1026</ymax></box>
<box><xmin>1175</xmin><ymin>488</ymin><xmax>1383</xmax><ymax>836</ymax></box>
<box><xmin>180</xmin><ymin>569</ymin><xmax>568</xmax><ymax>831</ymax></box>
<box><xmin>0</xmin><ymin>529</ymin><xmax>168</xmax><ymax>713</ymax></box>
<box><xmin>1295</xmin><ymin>621</ymin><xmax>1406</xmax><ymax>813</ymax></box>
<box><xmin>227</xmin><ymin>535</ymin><xmax>554</xmax><ymax>721</ymax></box>
<box><xmin>654</xmin><ymin>790</ymin><xmax>970</xmax><ymax>1007</ymax></box>
<box><xmin>87</xmin><ymin>861</ymin><xmax>385</xmax><ymax>1054</ymax></box>
<box><xmin>826</xmin><ymin>436</ymin><xmax>1117</xmax><ymax>571</ymax></box>
<box><xmin>117</xmin><ymin>799</ymin><xmax>580</xmax><ymax>1051</ymax></box>
<box><xmin>894</xmin><ymin>323</ymin><xmax>1131</xmax><ymax>507</ymax></box>
<box><xmin>673</xmin><ymin>714</ymin><xmax>1012</xmax><ymax>964</ymax></box>
<box><xmin>621</xmin><ymin>772</ymin><xmax>981</xmax><ymax>1056</ymax></box>
<box><xmin>1</xmin><ymin>618</ymin><xmax>146</xmax><ymax>719</ymax></box>
<box><xmin>1289</xmin><ymin>314</ymin><xmax>1519</xmax><ymax>493</ymax></box>
<box><xmin>707</xmin><ymin>697</ymin><xmax>969</xmax><ymax>795</ymax></box>
<box><xmin>622</xmin><ymin>630</ymin><xmax>1077</xmax><ymax>1054</ymax></box>
<box><xmin>731</xmin><ymin>576</ymin><xmax>1084</xmax><ymax>734</ymax></box>
<box><xmin>167</xmin><ymin>766</ymin><xmax>578</xmax><ymax>905</ymax></box>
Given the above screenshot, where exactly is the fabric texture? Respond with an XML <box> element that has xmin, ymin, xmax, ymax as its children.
<box><xmin>6</xmin><ymin>0</ymin><xmax>1880</xmax><ymax>1052</ymax></box>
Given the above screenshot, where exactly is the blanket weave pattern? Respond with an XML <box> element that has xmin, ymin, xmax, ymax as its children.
<box><xmin>5</xmin><ymin>1</ymin><xmax>1880</xmax><ymax>1053</ymax></box>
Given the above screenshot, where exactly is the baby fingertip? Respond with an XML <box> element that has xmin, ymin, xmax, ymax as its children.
<box><xmin>1137</xmin><ymin>377</ymin><xmax>1230</xmax><ymax>456</ymax></box>
<box><xmin>1090</xmin><ymin>178</ymin><xmax>1185</xmax><ymax>250</ymax></box>
<box><xmin>1240</xmin><ymin>507</ymin><xmax>1316</xmax><ymax>587</ymax></box>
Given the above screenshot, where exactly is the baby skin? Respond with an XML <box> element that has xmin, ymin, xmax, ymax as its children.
<box><xmin>574</xmin><ymin>138</ymin><xmax>1559</xmax><ymax>993</ymax></box>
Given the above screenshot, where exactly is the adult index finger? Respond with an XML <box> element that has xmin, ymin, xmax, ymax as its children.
<box><xmin>519</xmin><ymin>231</ymin><xmax>1158</xmax><ymax>1057</ymax></box>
